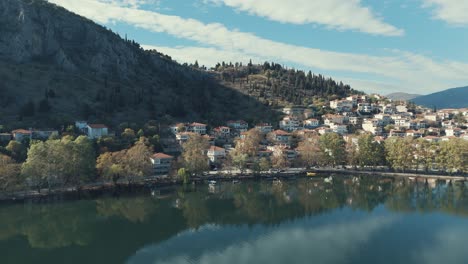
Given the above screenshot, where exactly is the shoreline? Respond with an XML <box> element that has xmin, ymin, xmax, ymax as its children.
<box><xmin>0</xmin><ymin>169</ymin><xmax>466</xmax><ymax>203</ymax></box>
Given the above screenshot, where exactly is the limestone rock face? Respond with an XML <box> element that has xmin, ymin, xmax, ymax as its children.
<box><xmin>0</xmin><ymin>0</ymin><xmax>148</xmax><ymax>77</ymax></box>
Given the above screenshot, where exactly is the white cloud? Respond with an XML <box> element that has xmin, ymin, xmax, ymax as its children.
<box><xmin>48</xmin><ymin>0</ymin><xmax>468</xmax><ymax>94</ymax></box>
<box><xmin>127</xmin><ymin>216</ymin><xmax>397</xmax><ymax>264</ymax></box>
<box><xmin>422</xmin><ymin>0</ymin><xmax>468</xmax><ymax>25</ymax></box>
<box><xmin>205</xmin><ymin>0</ymin><xmax>404</xmax><ymax>36</ymax></box>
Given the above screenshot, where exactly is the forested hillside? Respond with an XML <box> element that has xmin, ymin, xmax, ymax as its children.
<box><xmin>211</xmin><ymin>61</ymin><xmax>362</xmax><ymax>107</ymax></box>
<box><xmin>0</xmin><ymin>0</ymin><xmax>278</xmax><ymax>128</ymax></box>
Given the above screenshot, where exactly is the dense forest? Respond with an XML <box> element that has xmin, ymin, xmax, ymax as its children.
<box><xmin>208</xmin><ymin>61</ymin><xmax>363</xmax><ymax>107</ymax></box>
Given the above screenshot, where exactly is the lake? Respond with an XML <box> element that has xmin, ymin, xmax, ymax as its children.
<box><xmin>1</xmin><ymin>175</ymin><xmax>468</xmax><ymax>264</ymax></box>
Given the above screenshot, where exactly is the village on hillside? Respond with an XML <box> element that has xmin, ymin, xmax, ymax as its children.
<box><xmin>1</xmin><ymin>93</ymin><xmax>467</xmax><ymax>179</ymax></box>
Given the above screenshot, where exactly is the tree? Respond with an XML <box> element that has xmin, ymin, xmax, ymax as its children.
<box><xmin>414</xmin><ymin>138</ymin><xmax>436</xmax><ymax>172</ymax></box>
<box><xmin>22</xmin><ymin>137</ymin><xmax>96</xmax><ymax>191</ymax></box>
<box><xmin>297</xmin><ymin>135</ymin><xmax>320</xmax><ymax>168</ymax></box>
<box><xmin>38</xmin><ymin>98</ymin><xmax>51</xmax><ymax>113</ymax></box>
<box><xmin>96</xmin><ymin>151</ymin><xmax>125</xmax><ymax>185</ymax></box>
<box><xmin>6</xmin><ymin>140</ymin><xmax>27</xmax><ymax>162</ymax></box>
<box><xmin>259</xmin><ymin>157</ymin><xmax>271</xmax><ymax>172</ymax></box>
<box><xmin>230</xmin><ymin>148</ymin><xmax>248</xmax><ymax>173</ymax></box>
<box><xmin>19</xmin><ymin>100</ymin><xmax>35</xmax><ymax>117</ymax></box>
<box><xmin>436</xmin><ymin>139</ymin><xmax>468</xmax><ymax>174</ymax></box>
<box><xmin>178</xmin><ymin>168</ymin><xmax>189</xmax><ymax>184</ymax></box>
<box><xmin>124</xmin><ymin>137</ymin><xmax>153</xmax><ymax>182</ymax></box>
<box><xmin>319</xmin><ymin>133</ymin><xmax>346</xmax><ymax>167</ymax></box>
<box><xmin>271</xmin><ymin>152</ymin><xmax>289</xmax><ymax>169</ymax></box>
<box><xmin>356</xmin><ymin>134</ymin><xmax>385</xmax><ymax>169</ymax></box>
<box><xmin>181</xmin><ymin>134</ymin><xmax>209</xmax><ymax>176</ymax></box>
<box><xmin>0</xmin><ymin>154</ymin><xmax>22</xmax><ymax>192</ymax></box>
<box><xmin>385</xmin><ymin>137</ymin><xmax>414</xmax><ymax>172</ymax></box>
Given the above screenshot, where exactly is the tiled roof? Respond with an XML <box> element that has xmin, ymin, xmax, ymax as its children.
<box><xmin>88</xmin><ymin>124</ymin><xmax>107</xmax><ymax>129</ymax></box>
<box><xmin>152</xmin><ymin>153</ymin><xmax>174</xmax><ymax>159</ymax></box>
<box><xmin>12</xmin><ymin>129</ymin><xmax>31</xmax><ymax>134</ymax></box>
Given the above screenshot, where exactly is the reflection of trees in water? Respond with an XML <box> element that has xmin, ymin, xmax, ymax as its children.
<box><xmin>96</xmin><ymin>196</ymin><xmax>159</xmax><ymax>223</ymax></box>
<box><xmin>0</xmin><ymin>202</ymin><xmax>95</xmax><ymax>249</ymax></box>
<box><xmin>2</xmin><ymin>177</ymin><xmax>468</xmax><ymax>251</ymax></box>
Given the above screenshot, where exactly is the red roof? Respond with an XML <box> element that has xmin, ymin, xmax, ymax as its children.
<box><xmin>152</xmin><ymin>153</ymin><xmax>173</xmax><ymax>159</ymax></box>
<box><xmin>190</xmin><ymin>122</ymin><xmax>206</xmax><ymax>126</ymax></box>
<box><xmin>12</xmin><ymin>129</ymin><xmax>32</xmax><ymax>134</ymax></box>
<box><xmin>208</xmin><ymin>146</ymin><xmax>225</xmax><ymax>151</ymax></box>
<box><xmin>88</xmin><ymin>124</ymin><xmax>107</xmax><ymax>129</ymax></box>
<box><xmin>273</xmin><ymin>130</ymin><xmax>291</xmax><ymax>136</ymax></box>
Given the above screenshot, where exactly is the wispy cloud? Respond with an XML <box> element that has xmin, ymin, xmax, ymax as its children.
<box><xmin>422</xmin><ymin>0</ymin><xmax>468</xmax><ymax>26</ymax></box>
<box><xmin>204</xmin><ymin>0</ymin><xmax>404</xmax><ymax>36</ymax></box>
<box><xmin>48</xmin><ymin>0</ymin><xmax>468</xmax><ymax>94</ymax></box>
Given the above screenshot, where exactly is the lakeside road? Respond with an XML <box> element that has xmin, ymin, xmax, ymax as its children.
<box><xmin>1</xmin><ymin>168</ymin><xmax>466</xmax><ymax>202</ymax></box>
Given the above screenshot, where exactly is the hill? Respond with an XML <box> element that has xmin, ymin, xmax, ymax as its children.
<box><xmin>211</xmin><ymin>62</ymin><xmax>362</xmax><ymax>108</ymax></box>
<box><xmin>386</xmin><ymin>92</ymin><xmax>421</xmax><ymax>101</ymax></box>
<box><xmin>412</xmin><ymin>86</ymin><xmax>468</xmax><ymax>109</ymax></box>
<box><xmin>0</xmin><ymin>0</ymin><xmax>361</xmax><ymax>130</ymax></box>
<box><xmin>0</xmin><ymin>0</ymin><xmax>280</xmax><ymax>128</ymax></box>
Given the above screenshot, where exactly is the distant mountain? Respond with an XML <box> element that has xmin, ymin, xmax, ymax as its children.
<box><xmin>412</xmin><ymin>86</ymin><xmax>468</xmax><ymax>109</ymax></box>
<box><xmin>386</xmin><ymin>92</ymin><xmax>421</xmax><ymax>101</ymax></box>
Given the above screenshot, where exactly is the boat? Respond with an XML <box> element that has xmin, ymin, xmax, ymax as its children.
<box><xmin>232</xmin><ymin>180</ymin><xmax>240</xmax><ymax>184</ymax></box>
<box><xmin>307</xmin><ymin>172</ymin><xmax>317</xmax><ymax>177</ymax></box>
<box><xmin>324</xmin><ymin>176</ymin><xmax>333</xmax><ymax>183</ymax></box>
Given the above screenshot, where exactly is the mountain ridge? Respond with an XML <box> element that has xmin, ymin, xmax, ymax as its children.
<box><xmin>412</xmin><ymin>86</ymin><xmax>468</xmax><ymax>109</ymax></box>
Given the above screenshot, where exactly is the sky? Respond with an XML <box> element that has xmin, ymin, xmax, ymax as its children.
<box><xmin>46</xmin><ymin>0</ymin><xmax>468</xmax><ymax>95</ymax></box>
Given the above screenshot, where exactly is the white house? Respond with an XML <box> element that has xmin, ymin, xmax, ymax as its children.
<box><xmin>227</xmin><ymin>120</ymin><xmax>249</xmax><ymax>132</ymax></box>
<box><xmin>329</xmin><ymin>123</ymin><xmax>348</xmax><ymax>135</ymax></box>
<box><xmin>304</xmin><ymin>119</ymin><xmax>320</xmax><ymax>128</ymax></box>
<box><xmin>358</xmin><ymin>103</ymin><xmax>373</xmax><ymax>113</ymax></box>
<box><xmin>87</xmin><ymin>124</ymin><xmax>108</xmax><ymax>139</ymax></box>
<box><xmin>255</xmin><ymin>123</ymin><xmax>273</xmax><ymax>133</ymax></box>
<box><xmin>279</xmin><ymin>116</ymin><xmax>302</xmax><ymax>132</ymax></box>
<box><xmin>187</xmin><ymin>122</ymin><xmax>207</xmax><ymax>135</ymax></box>
<box><xmin>270</xmin><ymin>130</ymin><xmax>292</xmax><ymax>143</ymax></box>
<box><xmin>445</xmin><ymin>128</ymin><xmax>462</xmax><ymax>137</ymax></box>
<box><xmin>151</xmin><ymin>153</ymin><xmax>174</xmax><ymax>175</ymax></box>
<box><xmin>207</xmin><ymin>146</ymin><xmax>226</xmax><ymax>163</ymax></box>
<box><xmin>12</xmin><ymin>129</ymin><xmax>32</xmax><ymax>142</ymax></box>
<box><xmin>213</xmin><ymin>126</ymin><xmax>231</xmax><ymax>137</ymax></box>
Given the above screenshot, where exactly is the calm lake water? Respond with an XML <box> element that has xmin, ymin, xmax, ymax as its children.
<box><xmin>1</xmin><ymin>175</ymin><xmax>468</xmax><ymax>264</ymax></box>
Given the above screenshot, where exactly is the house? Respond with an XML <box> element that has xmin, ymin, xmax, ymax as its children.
<box><xmin>75</xmin><ymin>121</ymin><xmax>88</xmax><ymax>133</ymax></box>
<box><xmin>330</xmin><ymin>100</ymin><xmax>353</xmax><ymax>112</ymax></box>
<box><xmin>303</xmin><ymin>119</ymin><xmax>319</xmax><ymax>128</ymax></box>
<box><xmin>255</xmin><ymin>123</ymin><xmax>273</xmax><ymax>134</ymax></box>
<box><xmin>406</xmin><ymin>130</ymin><xmax>423</xmax><ymax>138</ymax></box>
<box><xmin>382</xmin><ymin>105</ymin><xmax>396</xmax><ymax>114</ymax></box>
<box><xmin>318</xmin><ymin>127</ymin><xmax>334</xmax><ymax>135</ymax></box>
<box><xmin>87</xmin><ymin>124</ymin><xmax>108</xmax><ymax>139</ymax></box>
<box><xmin>329</xmin><ymin>123</ymin><xmax>348</xmax><ymax>135</ymax></box>
<box><xmin>0</xmin><ymin>133</ymin><xmax>12</xmax><ymax>142</ymax></box>
<box><xmin>389</xmin><ymin>129</ymin><xmax>406</xmax><ymax>137</ymax></box>
<box><xmin>227</xmin><ymin>120</ymin><xmax>249</xmax><ymax>132</ymax></box>
<box><xmin>279</xmin><ymin>116</ymin><xmax>302</xmax><ymax>132</ymax></box>
<box><xmin>424</xmin><ymin>114</ymin><xmax>439</xmax><ymax>122</ymax></box>
<box><xmin>358</xmin><ymin>103</ymin><xmax>373</xmax><ymax>113</ymax></box>
<box><xmin>303</xmin><ymin>109</ymin><xmax>315</xmax><ymax>119</ymax></box>
<box><xmin>322</xmin><ymin>114</ymin><xmax>345</xmax><ymax>125</ymax></box>
<box><xmin>270</xmin><ymin>130</ymin><xmax>292</xmax><ymax>143</ymax></box>
<box><xmin>362</xmin><ymin>121</ymin><xmax>382</xmax><ymax>135</ymax></box>
<box><xmin>150</xmin><ymin>153</ymin><xmax>174</xmax><ymax>175</ymax></box>
<box><xmin>374</xmin><ymin>114</ymin><xmax>392</xmax><ymax>126</ymax></box>
<box><xmin>213</xmin><ymin>126</ymin><xmax>231</xmax><ymax>137</ymax></box>
<box><xmin>445</xmin><ymin>128</ymin><xmax>462</xmax><ymax>137</ymax></box>
<box><xmin>12</xmin><ymin>129</ymin><xmax>32</xmax><ymax>142</ymax></box>
<box><xmin>396</xmin><ymin>105</ymin><xmax>408</xmax><ymax>113</ymax></box>
<box><xmin>187</xmin><ymin>122</ymin><xmax>207</xmax><ymax>135</ymax></box>
<box><xmin>282</xmin><ymin>107</ymin><xmax>305</xmax><ymax>116</ymax></box>
<box><xmin>207</xmin><ymin>146</ymin><xmax>226</xmax><ymax>163</ymax></box>
<box><xmin>176</xmin><ymin>132</ymin><xmax>192</xmax><ymax>143</ymax></box>
<box><xmin>348</xmin><ymin>116</ymin><xmax>362</xmax><ymax>125</ymax></box>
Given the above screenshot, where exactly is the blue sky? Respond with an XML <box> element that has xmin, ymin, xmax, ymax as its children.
<box><xmin>48</xmin><ymin>0</ymin><xmax>468</xmax><ymax>95</ymax></box>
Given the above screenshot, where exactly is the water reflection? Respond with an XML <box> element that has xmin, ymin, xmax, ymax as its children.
<box><xmin>1</xmin><ymin>176</ymin><xmax>468</xmax><ymax>264</ymax></box>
